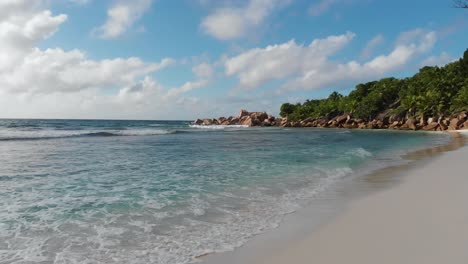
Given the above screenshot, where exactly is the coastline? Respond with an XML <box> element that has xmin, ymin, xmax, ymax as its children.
<box><xmin>194</xmin><ymin>110</ymin><xmax>468</xmax><ymax>132</ymax></box>
<box><xmin>201</xmin><ymin>131</ymin><xmax>467</xmax><ymax>264</ymax></box>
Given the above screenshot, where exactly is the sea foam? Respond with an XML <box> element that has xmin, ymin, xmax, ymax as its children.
<box><xmin>0</xmin><ymin>128</ymin><xmax>175</xmax><ymax>141</ymax></box>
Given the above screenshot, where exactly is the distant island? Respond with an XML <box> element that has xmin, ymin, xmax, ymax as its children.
<box><xmin>195</xmin><ymin>49</ymin><xmax>468</xmax><ymax>131</ymax></box>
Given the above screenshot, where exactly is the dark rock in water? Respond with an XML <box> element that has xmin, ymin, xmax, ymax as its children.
<box><xmin>194</xmin><ymin>119</ymin><xmax>203</xmax><ymax>125</ymax></box>
<box><xmin>438</xmin><ymin>122</ymin><xmax>448</xmax><ymax>131</ymax></box>
<box><xmin>462</xmin><ymin>120</ymin><xmax>468</xmax><ymax>130</ymax></box>
<box><xmin>389</xmin><ymin>121</ymin><xmax>400</xmax><ymax>129</ymax></box>
<box><xmin>229</xmin><ymin>117</ymin><xmax>240</xmax><ymax>125</ymax></box>
<box><xmin>423</xmin><ymin>122</ymin><xmax>439</xmax><ymax>131</ymax></box>
<box><xmin>448</xmin><ymin>117</ymin><xmax>463</xmax><ymax>130</ymax></box>
<box><xmin>202</xmin><ymin>119</ymin><xmax>213</xmax><ymax>125</ymax></box>
<box><xmin>358</xmin><ymin>123</ymin><xmax>367</xmax><ymax>129</ymax></box>
<box><xmin>239</xmin><ymin>116</ymin><xmax>253</xmax><ymax>126</ymax></box>
<box><xmin>343</xmin><ymin>122</ymin><xmax>357</xmax><ymax>129</ymax></box>
<box><xmin>399</xmin><ymin>123</ymin><xmax>409</xmax><ymax>130</ymax></box>
<box><xmin>279</xmin><ymin>117</ymin><xmax>289</xmax><ymax>127</ymax></box>
<box><xmin>217</xmin><ymin>117</ymin><xmax>227</xmax><ymax>124</ymax></box>
<box><xmin>263</xmin><ymin>119</ymin><xmax>272</xmax><ymax>126</ymax></box>
<box><xmin>406</xmin><ymin>118</ymin><xmax>417</xmax><ymax>130</ymax></box>
<box><xmin>317</xmin><ymin>118</ymin><xmax>328</xmax><ymax>127</ymax></box>
<box><xmin>292</xmin><ymin>121</ymin><xmax>302</xmax><ymax>127</ymax></box>
<box><xmin>239</xmin><ymin>109</ymin><xmax>250</xmax><ymax>118</ymax></box>
<box><xmin>419</xmin><ymin>115</ymin><xmax>426</xmax><ymax>126</ymax></box>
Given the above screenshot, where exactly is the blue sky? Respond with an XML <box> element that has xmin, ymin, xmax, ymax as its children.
<box><xmin>0</xmin><ymin>0</ymin><xmax>466</xmax><ymax>119</ymax></box>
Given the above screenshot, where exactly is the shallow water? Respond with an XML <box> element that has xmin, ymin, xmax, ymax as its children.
<box><xmin>0</xmin><ymin>119</ymin><xmax>450</xmax><ymax>264</ymax></box>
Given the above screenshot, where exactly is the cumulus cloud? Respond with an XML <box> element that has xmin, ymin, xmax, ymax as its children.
<box><xmin>0</xmin><ymin>2</ymin><xmax>67</xmax><ymax>72</ymax></box>
<box><xmin>308</xmin><ymin>0</ymin><xmax>338</xmax><ymax>16</ymax></box>
<box><xmin>200</xmin><ymin>0</ymin><xmax>290</xmax><ymax>40</ymax></box>
<box><xmin>0</xmin><ymin>1</ymin><xmax>209</xmax><ymax>119</ymax></box>
<box><xmin>225</xmin><ymin>32</ymin><xmax>356</xmax><ymax>89</ymax></box>
<box><xmin>224</xmin><ymin>29</ymin><xmax>437</xmax><ymax>92</ymax></box>
<box><xmin>69</xmin><ymin>0</ymin><xmax>93</xmax><ymax>4</ymax></box>
<box><xmin>192</xmin><ymin>63</ymin><xmax>214</xmax><ymax>79</ymax></box>
<box><xmin>0</xmin><ymin>2</ymin><xmax>172</xmax><ymax>94</ymax></box>
<box><xmin>2</xmin><ymin>48</ymin><xmax>174</xmax><ymax>94</ymax></box>
<box><xmin>419</xmin><ymin>52</ymin><xmax>455</xmax><ymax>67</ymax></box>
<box><xmin>94</xmin><ymin>0</ymin><xmax>153</xmax><ymax>39</ymax></box>
<box><xmin>360</xmin><ymin>34</ymin><xmax>384</xmax><ymax>59</ymax></box>
<box><xmin>117</xmin><ymin>77</ymin><xmax>207</xmax><ymax>102</ymax></box>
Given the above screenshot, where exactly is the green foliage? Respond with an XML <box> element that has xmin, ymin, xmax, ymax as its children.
<box><xmin>452</xmin><ymin>83</ymin><xmax>468</xmax><ymax>112</ymax></box>
<box><xmin>280</xmin><ymin>49</ymin><xmax>468</xmax><ymax>121</ymax></box>
<box><xmin>279</xmin><ymin>103</ymin><xmax>296</xmax><ymax>117</ymax></box>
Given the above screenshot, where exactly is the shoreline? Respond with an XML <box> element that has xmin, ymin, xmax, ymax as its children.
<box><xmin>201</xmin><ymin>131</ymin><xmax>467</xmax><ymax>264</ymax></box>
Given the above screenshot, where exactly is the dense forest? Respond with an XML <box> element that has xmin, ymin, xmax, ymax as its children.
<box><xmin>280</xmin><ymin>49</ymin><xmax>468</xmax><ymax>122</ymax></box>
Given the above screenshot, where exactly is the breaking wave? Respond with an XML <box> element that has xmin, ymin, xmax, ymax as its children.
<box><xmin>189</xmin><ymin>124</ymin><xmax>249</xmax><ymax>129</ymax></box>
<box><xmin>0</xmin><ymin>129</ymin><xmax>176</xmax><ymax>141</ymax></box>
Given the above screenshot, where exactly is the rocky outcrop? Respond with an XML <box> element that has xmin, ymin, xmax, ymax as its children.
<box><xmin>194</xmin><ymin>110</ymin><xmax>280</xmax><ymax>127</ymax></box>
<box><xmin>193</xmin><ymin>110</ymin><xmax>468</xmax><ymax>131</ymax></box>
<box><xmin>463</xmin><ymin>120</ymin><xmax>468</xmax><ymax>130</ymax></box>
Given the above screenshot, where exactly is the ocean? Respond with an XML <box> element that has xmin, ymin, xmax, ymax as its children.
<box><xmin>0</xmin><ymin>119</ymin><xmax>450</xmax><ymax>264</ymax></box>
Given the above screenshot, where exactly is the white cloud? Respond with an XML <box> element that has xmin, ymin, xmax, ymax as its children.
<box><xmin>166</xmin><ymin>79</ymin><xmax>209</xmax><ymax>98</ymax></box>
<box><xmin>224</xmin><ymin>29</ymin><xmax>437</xmax><ymax>92</ymax></box>
<box><xmin>200</xmin><ymin>0</ymin><xmax>290</xmax><ymax>40</ymax></box>
<box><xmin>193</xmin><ymin>63</ymin><xmax>214</xmax><ymax>79</ymax></box>
<box><xmin>94</xmin><ymin>0</ymin><xmax>153</xmax><ymax>39</ymax></box>
<box><xmin>360</xmin><ymin>34</ymin><xmax>384</xmax><ymax>59</ymax></box>
<box><xmin>69</xmin><ymin>0</ymin><xmax>93</xmax><ymax>4</ymax></box>
<box><xmin>225</xmin><ymin>32</ymin><xmax>356</xmax><ymax>89</ymax></box>
<box><xmin>2</xmin><ymin>48</ymin><xmax>174</xmax><ymax>94</ymax></box>
<box><xmin>0</xmin><ymin>1</ymin><xmax>210</xmax><ymax>119</ymax></box>
<box><xmin>117</xmin><ymin>76</ymin><xmax>207</xmax><ymax>102</ymax></box>
<box><xmin>0</xmin><ymin>4</ymin><xmax>171</xmax><ymax>95</ymax></box>
<box><xmin>0</xmin><ymin>3</ymin><xmax>67</xmax><ymax>72</ymax></box>
<box><xmin>0</xmin><ymin>1</ymin><xmax>445</xmax><ymax>120</ymax></box>
<box><xmin>420</xmin><ymin>52</ymin><xmax>455</xmax><ymax>67</ymax></box>
<box><xmin>0</xmin><ymin>0</ymin><xmax>41</xmax><ymax>18</ymax></box>
<box><xmin>308</xmin><ymin>0</ymin><xmax>337</xmax><ymax>16</ymax></box>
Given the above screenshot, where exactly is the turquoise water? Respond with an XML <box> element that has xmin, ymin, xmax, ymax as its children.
<box><xmin>0</xmin><ymin>119</ymin><xmax>450</xmax><ymax>264</ymax></box>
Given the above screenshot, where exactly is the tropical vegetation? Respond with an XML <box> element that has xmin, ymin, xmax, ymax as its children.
<box><xmin>280</xmin><ymin>49</ymin><xmax>468</xmax><ymax>121</ymax></box>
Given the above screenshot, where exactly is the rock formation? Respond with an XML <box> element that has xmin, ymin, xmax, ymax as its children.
<box><xmin>193</xmin><ymin>110</ymin><xmax>468</xmax><ymax>131</ymax></box>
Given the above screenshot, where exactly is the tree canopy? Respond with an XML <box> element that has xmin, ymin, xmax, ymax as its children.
<box><xmin>280</xmin><ymin>48</ymin><xmax>468</xmax><ymax>121</ymax></box>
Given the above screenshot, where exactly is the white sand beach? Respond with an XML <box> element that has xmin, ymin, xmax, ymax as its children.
<box><xmin>203</xmin><ymin>133</ymin><xmax>468</xmax><ymax>264</ymax></box>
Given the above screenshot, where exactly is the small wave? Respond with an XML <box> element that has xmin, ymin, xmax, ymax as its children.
<box><xmin>7</xmin><ymin>124</ymin><xmax>40</xmax><ymax>129</ymax></box>
<box><xmin>337</xmin><ymin>130</ymin><xmax>351</xmax><ymax>134</ymax></box>
<box><xmin>85</xmin><ymin>132</ymin><xmax>116</xmax><ymax>137</ymax></box>
<box><xmin>189</xmin><ymin>125</ymin><xmax>249</xmax><ymax>129</ymax></box>
<box><xmin>114</xmin><ymin>129</ymin><xmax>176</xmax><ymax>136</ymax></box>
<box><xmin>348</xmin><ymin>147</ymin><xmax>373</xmax><ymax>158</ymax></box>
<box><xmin>0</xmin><ymin>129</ymin><xmax>175</xmax><ymax>141</ymax></box>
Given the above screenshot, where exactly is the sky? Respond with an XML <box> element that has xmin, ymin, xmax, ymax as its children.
<box><xmin>0</xmin><ymin>0</ymin><xmax>466</xmax><ymax>120</ymax></box>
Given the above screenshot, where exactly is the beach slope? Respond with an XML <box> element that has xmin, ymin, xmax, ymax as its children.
<box><xmin>262</xmin><ymin>143</ymin><xmax>468</xmax><ymax>264</ymax></box>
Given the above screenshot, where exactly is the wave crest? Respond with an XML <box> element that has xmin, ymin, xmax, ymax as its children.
<box><xmin>189</xmin><ymin>125</ymin><xmax>249</xmax><ymax>129</ymax></box>
<box><xmin>348</xmin><ymin>147</ymin><xmax>373</xmax><ymax>158</ymax></box>
<box><xmin>0</xmin><ymin>129</ymin><xmax>175</xmax><ymax>141</ymax></box>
